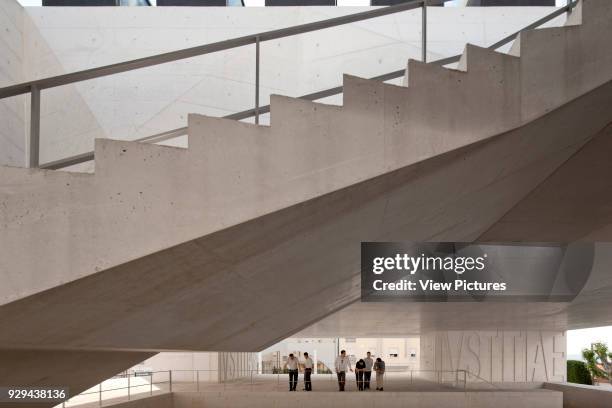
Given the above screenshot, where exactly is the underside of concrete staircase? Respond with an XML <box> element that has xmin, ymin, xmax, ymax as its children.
<box><xmin>1</xmin><ymin>0</ymin><xmax>612</xmax><ymax>405</ymax></box>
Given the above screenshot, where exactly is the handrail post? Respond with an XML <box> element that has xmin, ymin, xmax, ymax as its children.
<box><xmin>169</xmin><ymin>370</ymin><xmax>173</xmax><ymax>393</ymax></box>
<box><xmin>421</xmin><ymin>0</ymin><xmax>427</xmax><ymax>63</ymax></box>
<box><xmin>255</xmin><ymin>35</ymin><xmax>260</xmax><ymax>125</ymax></box>
<box><xmin>150</xmin><ymin>373</ymin><xmax>153</xmax><ymax>396</ymax></box>
<box><xmin>98</xmin><ymin>383</ymin><xmax>102</xmax><ymax>407</ymax></box>
<box><xmin>127</xmin><ymin>374</ymin><xmax>131</xmax><ymax>401</ymax></box>
<box><xmin>196</xmin><ymin>370</ymin><xmax>200</xmax><ymax>392</ymax></box>
<box><xmin>29</xmin><ymin>84</ymin><xmax>40</xmax><ymax>168</ymax></box>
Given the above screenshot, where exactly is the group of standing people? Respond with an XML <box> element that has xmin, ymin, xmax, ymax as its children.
<box><xmin>284</xmin><ymin>350</ymin><xmax>386</xmax><ymax>392</ymax></box>
<box><xmin>334</xmin><ymin>350</ymin><xmax>385</xmax><ymax>391</ymax></box>
<box><xmin>284</xmin><ymin>352</ymin><xmax>313</xmax><ymax>391</ymax></box>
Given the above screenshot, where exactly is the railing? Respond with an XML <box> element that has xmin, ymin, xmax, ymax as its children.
<box><xmin>0</xmin><ymin>0</ymin><xmax>576</xmax><ymax>170</ymax></box>
<box><xmin>463</xmin><ymin>370</ymin><xmax>500</xmax><ymax>389</ymax></box>
<box><xmin>55</xmin><ymin>370</ymin><xmax>172</xmax><ymax>408</ymax></box>
<box><xmin>54</xmin><ymin>368</ymin><xmax>470</xmax><ymax>407</ymax></box>
<box><xmin>0</xmin><ymin>0</ymin><xmax>437</xmax><ymax>169</ymax></box>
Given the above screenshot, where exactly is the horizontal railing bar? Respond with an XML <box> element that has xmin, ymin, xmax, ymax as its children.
<box><xmin>0</xmin><ymin>0</ymin><xmax>430</xmax><ymax>99</ymax></box>
<box><xmin>431</xmin><ymin>55</ymin><xmax>461</xmax><ymax>66</ymax></box>
<box><xmin>37</xmin><ymin>0</ymin><xmax>571</xmax><ymax>171</ymax></box>
<box><xmin>40</xmin><ymin>151</ymin><xmax>95</xmax><ymax>170</ymax></box>
<box><xmin>133</xmin><ymin>127</ymin><xmax>189</xmax><ymax>144</ymax></box>
<box><xmin>486</xmin><ymin>4</ymin><xmax>571</xmax><ymax>51</ymax></box>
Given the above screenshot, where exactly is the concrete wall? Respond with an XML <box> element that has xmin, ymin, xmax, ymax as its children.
<box><xmin>421</xmin><ymin>331</ymin><xmax>567</xmax><ymax>383</ymax></box>
<box><xmin>135</xmin><ymin>351</ymin><xmax>257</xmax><ymax>383</ymax></box>
<box><xmin>172</xmin><ymin>390</ymin><xmax>562</xmax><ymax>408</ymax></box>
<box><xmin>135</xmin><ymin>352</ymin><xmax>220</xmax><ymax>383</ymax></box>
<box><xmin>13</xmin><ymin>5</ymin><xmax>564</xmax><ymax>168</ymax></box>
<box><xmin>218</xmin><ymin>352</ymin><xmax>258</xmax><ymax>382</ymax></box>
<box><xmin>0</xmin><ymin>0</ymin><xmax>26</xmax><ymax>167</ymax></box>
<box><xmin>544</xmin><ymin>382</ymin><xmax>612</xmax><ymax>408</ymax></box>
<box><xmin>21</xmin><ymin>7</ymin><xmax>108</xmax><ymax>170</ymax></box>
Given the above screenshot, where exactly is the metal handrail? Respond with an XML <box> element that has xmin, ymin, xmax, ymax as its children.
<box><xmin>462</xmin><ymin>369</ymin><xmax>500</xmax><ymax>389</ymax></box>
<box><xmin>0</xmin><ymin>1</ymin><xmax>429</xmax><ymax>99</ymax></box>
<box><xmin>3</xmin><ymin>0</ymin><xmax>440</xmax><ymax>169</ymax></box>
<box><xmin>4</xmin><ymin>0</ymin><xmax>575</xmax><ymax>170</ymax></box>
<box><xmin>41</xmin><ymin>1</ymin><xmax>575</xmax><ymax>171</ymax></box>
<box><xmin>59</xmin><ymin>367</ymin><xmax>471</xmax><ymax>407</ymax></box>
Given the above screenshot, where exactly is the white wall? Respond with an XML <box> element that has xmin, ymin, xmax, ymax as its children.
<box><xmin>135</xmin><ymin>352</ymin><xmax>219</xmax><ymax>382</ymax></box>
<box><xmin>5</xmin><ymin>5</ymin><xmax>565</xmax><ymax>169</ymax></box>
<box><xmin>135</xmin><ymin>351</ymin><xmax>257</xmax><ymax>383</ymax></box>
<box><xmin>0</xmin><ymin>0</ymin><xmax>26</xmax><ymax>167</ymax></box>
<box><xmin>421</xmin><ymin>330</ymin><xmax>567</xmax><ymax>383</ymax></box>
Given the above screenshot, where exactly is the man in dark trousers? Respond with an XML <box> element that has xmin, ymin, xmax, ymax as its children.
<box><xmin>284</xmin><ymin>353</ymin><xmax>299</xmax><ymax>391</ymax></box>
<box><xmin>334</xmin><ymin>350</ymin><xmax>353</xmax><ymax>391</ymax></box>
<box><xmin>364</xmin><ymin>351</ymin><xmax>374</xmax><ymax>390</ymax></box>
<box><xmin>355</xmin><ymin>358</ymin><xmax>366</xmax><ymax>390</ymax></box>
<box><xmin>302</xmin><ymin>352</ymin><xmax>314</xmax><ymax>391</ymax></box>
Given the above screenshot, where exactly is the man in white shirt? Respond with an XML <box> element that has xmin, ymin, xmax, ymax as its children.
<box><xmin>284</xmin><ymin>353</ymin><xmax>300</xmax><ymax>391</ymax></box>
<box><xmin>302</xmin><ymin>352</ymin><xmax>314</xmax><ymax>391</ymax></box>
<box><xmin>334</xmin><ymin>350</ymin><xmax>353</xmax><ymax>391</ymax></box>
<box><xmin>364</xmin><ymin>351</ymin><xmax>374</xmax><ymax>390</ymax></box>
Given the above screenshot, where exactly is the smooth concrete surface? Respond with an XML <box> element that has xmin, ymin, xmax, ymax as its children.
<box><xmin>0</xmin><ymin>0</ymin><xmax>26</xmax><ymax>167</ymax></box>
<box><xmin>1</xmin><ymin>0</ymin><xmax>612</xmax><ymax>403</ymax></box>
<box><xmin>298</xmin><ymin>301</ymin><xmax>570</xmax><ymax>336</ymax></box>
<box><xmin>21</xmin><ymin>10</ymin><xmax>109</xmax><ymax>169</ymax></box>
<box><xmin>171</xmin><ymin>389</ymin><xmax>562</xmax><ymax>408</ymax></box>
<box><xmin>9</xmin><ymin>6</ymin><xmax>565</xmax><ymax>167</ymax></box>
<box><xmin>60</xmin><ymin>378</ymin><xmax>168</xmax><ymax>408</ymax></box>
<box><xmin>1</xmin><ymin>74</ymin><xmax>611</xmax><ymax>403</ymax></box>
<box><xmin>297</xmin><ymin>242</ymin><xmax>612</xmax><ymax>337</ymax></box>
<box><xmin>111</xmin><ymin>394</ymin><xmax>172</xmax><ymax>408</ymax></box>
<box><xmin>0</xmin><ymin>349</ymin><xmax>154</xmax><ymax>408</ymax></box>
<box><xmin>544</xmin><ymin>382</ymin><xmax>612</xmax><ymax>408</ymax></box>
<box><xmin>1</xmin><ymin>0</ymin><xmax>611</xmax><ymax>308</ymax></box>
<box><xmin>62</xmin><ymin>393</ymin><xmax>173</xmax><ymax>408</ymax></box>
<box><xmin>2</xmin><ymin>76</ymin><xmax>612</xmax><ymax>352</ymax></box>
<box><xmin>480</xmin><ymin>122</ymin><xmax>612</xmax><ymax>241</ymax></box>
<box><xmin>137</xmin><ymin>351</ymin><xmax>257</xmax><ymax>383</ymax></box>
<box><xmin>136</xmin><ymin>353</ymin><xmax>220</xmax><ymax>384</ymax></box>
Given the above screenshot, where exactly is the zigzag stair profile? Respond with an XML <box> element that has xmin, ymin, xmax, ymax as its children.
<box><xmin>1</xmin><ymin>0</ymin><xmax>612</xmax><ymax>402</ymax></box>
<box><xmin>1</xmin><ymin>0</ymin><xmax>610</xmax><ymax>307</ymax></box>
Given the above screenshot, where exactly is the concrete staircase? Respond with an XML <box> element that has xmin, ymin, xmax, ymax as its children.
<box><xmin>1</xmin><ymin>0</ymin><xmax>612</xmax><ymax>404</ymax></box>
